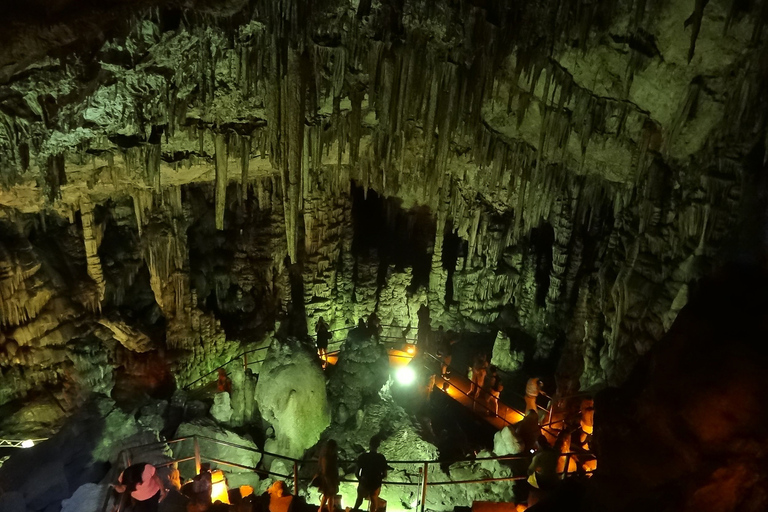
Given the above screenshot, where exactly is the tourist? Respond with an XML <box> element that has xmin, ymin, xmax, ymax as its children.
<box><xmin>516</xmin><ymin>409</ymin><xmax>541</xmax><ymax>453</ymax></box>
<box><xmin>316</xmin><ymin>317</ymin><xmax>331</xmax><ymax>368</ymax></box>
<box><xmin>266</xmin><ymin>480</ymin><xmax>294</xmax><ymax>512</ymax></box>
<box><xmin>527</xmin><ymin>446</ymin><xmax>560</xmax><ymax>507</ymax></box>
<box><xmin>217</xmin><ymin>368</ymin><xmax>232</xmax><ymax>394</ymax></box>
<box><xmin>579</xmin><ymin>397</ymin><xmax>595</xmax><ymax>449</ymax></box>
<box><xmin>367</xmin><ymin>311</ymin><xmax>382</xmax><ymax>340</ymax></box>
<box><xmin>488</xmin><ymin>367</ymin><xmax>503</xmax><ymax>416</ymax></box>
<box><xmin>524</xmin><ymin>377</ymin><xmax>545</xmax><ymax>414</ymax></box>
<box><xmin>472</xmin><ymin>354</ymin><xmax>488</xmax><ymax>401</ymax></box>
<box><xmin>353</xmin><ymin>437</ymin><xmax>389</xmax><ymax>512</ymax></box>
<box><xmin>191</xmin><ymin>463</ymin><xmax>213</xmax><ymax>506</ymax></box>
<box><xmin>113</xmin><ymin>462</ymin><xmax>168</xmax><ymax>512</ymax></box>
<box><xmin>316</xmin><ymin>439</ymin><xmax>340</xmax><ymax>512</ymax></box>
<box><xmin>438</xmin><ymin>334</ymin><xmax>458</xmax><ymax>380</ymax></box>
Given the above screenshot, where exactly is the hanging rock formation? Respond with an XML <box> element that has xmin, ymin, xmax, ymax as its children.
<box><xmin>0</xmin><ymin>0</ymin><xmax>766</xmax><ymax>410</ymax></box>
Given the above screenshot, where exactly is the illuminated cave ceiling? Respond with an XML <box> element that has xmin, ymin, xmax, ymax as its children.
<box><xmin>1</xmin><ymin>0</ymin><xmax>767</xmax><ymax>406</ymax></box>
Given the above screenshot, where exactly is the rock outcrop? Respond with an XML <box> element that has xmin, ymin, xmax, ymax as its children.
<box><xmin>255</xmin><ymin>338</ymin><xmax>331</xmax><ymax>459</ymax></box>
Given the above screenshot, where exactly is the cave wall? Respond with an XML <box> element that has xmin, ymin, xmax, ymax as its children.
<box><xmin>1</xmin><ymin>0</ymin><xmax>768</xmax><ymax>406</ymax></box>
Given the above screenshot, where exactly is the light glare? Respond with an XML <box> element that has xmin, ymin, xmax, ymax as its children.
<box><xmin>395</xmin><ymin>366</ymin><xmax>416</xmax><ymax>386</ymax></box>
<box><xmin>21</xmin><ymin>440</ymin><xmax>34</xmax><ymax>448</ymax></box>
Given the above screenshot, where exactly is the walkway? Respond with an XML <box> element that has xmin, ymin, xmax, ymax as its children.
<box><xmin>433</xmin><ymin>371</ymin><xmax>525</xmax><ymax>429</ymax></box>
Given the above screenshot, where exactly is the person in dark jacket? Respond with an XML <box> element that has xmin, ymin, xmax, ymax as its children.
<box><xmin>353</xmin><ymin>437</ymin><xmax>389</xmax><ymax>512</ymax></box>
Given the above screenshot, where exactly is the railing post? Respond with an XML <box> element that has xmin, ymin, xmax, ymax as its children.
<box><xmin>547</xmin><ymin>397</ymin><xmax>554</xmax><ymax>425</ymax></box>
<box><xmin>293</xmin><ymin>461</ymin><xmax>299</xmax><ymax>496</ymax></box>
<box><xmin>194</xmin><ymin>436</ymin><xmax>201</xmax><ymax>475</ymax></box>
<box><xmin>244</xmin><ymin>354</ymin><xmax>248</xmax><ymax>372</ymax></box>
<box><xmin>420</xmin><ymin>462</ymin><xmax>429</xmax><ymax>512</ymax></box>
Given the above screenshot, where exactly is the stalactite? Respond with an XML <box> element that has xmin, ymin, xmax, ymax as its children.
<box><xmin>80</xmin><ymin>199</ymin><xmax>106</xmax><ymax>305</ymax></box>
<box><xmin>214</xmin><ymin>132</ymin><xmax>229</xmax><ymax>230</ymax></box>
<box><xmin>241</xmin><ymin>135</ymin><xmax>251</xmax><ymax>203</ymax></box>
<box><xmin>280</xmin><ymin>48</ymin><xmax>305</xmax><ymax>263</ymax></box>
<box><xmin>44</xmin><ymin>154</ymin><xmax>66</xmax><ymax>203</ymax></box>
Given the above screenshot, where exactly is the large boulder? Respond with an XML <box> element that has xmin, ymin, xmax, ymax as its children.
<box><xmin>493</xmin><ymin>426</ymin><xmax>522</xmax><ymax>456</ymax></box>
<box><xmin>255</xmin><ymin>338</ymin><xmax>330</xmax><ymax>459</ymax></box>
<box><xmin>209</xmin><ymin>392</ymin><xmax>233</xmax><ymax>424</ymax></box>
<box><xmin>174</xmin><ymin>420</ymin><xmax>262</xmax><ymax>480</ymax></box>
<box><xmin>61</xmin><ymin>483</ymin><xmax>105</xmax><ymax>512</ymax></box>
<box><xmin>0</xmin><ymin>492</ymin><xmax>26</xmax><ymax>512</ymax></box>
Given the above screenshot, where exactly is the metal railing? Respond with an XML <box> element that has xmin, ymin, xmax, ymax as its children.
<box><xmin>0</xmin><ymin>438</ymin><xmax>48</xmax><ymax>448</ymax></box>
<box><xmin>105</xmin><ymin>435</ymin><xmax>595</xmax><ymax>512</ymax></box>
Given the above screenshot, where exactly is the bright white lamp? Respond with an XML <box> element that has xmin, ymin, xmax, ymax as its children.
<box><xmin>21</xmin><ymin>440</ymin><xmax>35</xmax><ymax>448</ymax></box>
<box><xmin>395</xmin><ymin>366</ymin><xmax>416</xmax><ymax>386</ymax></box>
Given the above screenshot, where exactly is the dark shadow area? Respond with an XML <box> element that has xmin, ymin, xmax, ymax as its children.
<box><xmin>441</xmin><ymin>223</ymin><xmax>465</xmax><ymax>305</ymax></box>
<box><xmin>186</xmin><ymin>183</ymin><xmax>283</xmax><ymax>341</ymax></box>
<box><xmin>572</xmin><ymin>262</ymin><xmax>768</xmax><ymax>512</ymax></box>
<box><xmin>0</xmin><ymin>398</ymin><xmax>109</xmax><ymax>511</ymax></box>
<box><xmin>350</xmin><ymin>182</ymin><xmax>435</xmax><ymax>291</ymax></box>
<box><xmin>530</xmin><ymin>223</ymin><xmax>554</xmax><ymax>308</ymax></box>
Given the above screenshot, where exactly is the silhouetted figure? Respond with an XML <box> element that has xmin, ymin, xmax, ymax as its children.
<box><xmin>367</xmin><ymin>311</ymin><xmax>382</xmax><ymax>340</ymax></box>
<box><xmin>316</xmin><ymin>439</ymin><xmax>339</xmax><ymax>512</ymax></box>
<box><xmin>488</xmin><ymin>367</ymin><xmax>503</xmax><ymax>416</ymax></box>
<box><xmin>527</xmin><ymin>446</ymin><xmax>560</xmax><ymax>507</ymax></box>
<box><xmin>578</xmin><ymin>397</ymin><xmax>595</xmax><ymax>448</ymax></box>
<box><xmin>114</xmin><ymin>462</ymin><xmax>168</xmax><ymax>512</ymax></box>
<box><xmin>417</xmin><ymin>305</ymin><xmax>431</xmax><ymax>350</ymax></box>
<box><xmin>353</xmin><ymin>317</ymin><xmax>368</xmax><ymax>339</ymax></box>
<box><xmin>267</xmin><ymin>481</ymin><xmax>294</xmax><ymax>512</ymax></box>
<box><xmin>191</xmin><ymin>463</ymin><xmax>213</xmax><ymax>506</ymax></box>
<box><xmin>437</xmin><ymin>334</ymin><xmax>458</xmax><ymax>380</ymax></box>
<box><xmin>433</xmin><ymin>326</ymin><xmax>445</xmax><ymax>354</ymax></box>
<box><xmin>316</xmin><ymin>317</ymin><xmax>331</xmax><ymax>368</ymax></box>
<box><xmin>516</xmin><ymin>410</ymin><xmax>542</xmax><ymax>453</ymax></box>
<box><xmin>472</xmin><ymin>354</ymin><xmax>488</xmax><ymax>401</ymax></box>
<box><xmin>524</xmin><ymin>377</ymin><xmax>545</xmax><ymax>415</ymax></box>
<box><xmin>353</xmin><ymin>437</ymin><xmax>389</xmax><ymax>512</ymax></box>
<box><xmin>554</xmin><ymin>428</ymin><xmax>578</xmax><ymax>476</ymax></box>
<box><xmin>217</xmin><ymin>368</ymin><xmax>232</xmax><ymax>394</ymax></box>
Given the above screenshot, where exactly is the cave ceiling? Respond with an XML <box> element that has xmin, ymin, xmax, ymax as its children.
<box><xmin>1</xmin><ymin>0</ymin><xmax>767</xmax><ymax>407</ymax></box>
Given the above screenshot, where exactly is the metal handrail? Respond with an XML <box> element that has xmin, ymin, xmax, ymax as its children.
<box><xmin>184</xmin><ymin>346</ymin><xmax>270</xmax><ymax>389</ymax></box>
<box><xmin>107</xmin><ymin>434</ymin><xmax>595</xmax><ymax>512</ymax></box>
<box><xmin>0</xmin><ymin>438</ymin><xmax>48</xmax><ymax>448</ymax></box>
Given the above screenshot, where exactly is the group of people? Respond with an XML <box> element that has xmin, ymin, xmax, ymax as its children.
<box><xmin>314</xmin><ymin>437</ymin><xmax>389</xmax><ymax>512</ymax></box>
<box><xmin>466</xmin><ymin>354</ymin><xmax>504</xmax><ymax>416</ymax></box>
<box><xmin>314</xmin><ymin>312</ymin><xmax>386</xmax><ymax>369</ymax></box>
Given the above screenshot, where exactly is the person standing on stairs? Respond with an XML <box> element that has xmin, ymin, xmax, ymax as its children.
<box><xmin>316</xmin><ymin>317</ymin><xmax>331</xmax><ymax>368</ymax></box>
<box><xmin>487</xmin><ymin>367</ymin><xmax>503</xmax><ymax>416</ymax></box>
<box><xmin>472</xmin><ymin>354</ymin><xmax>488</xmax><ymax>402</ymax></box>
<box><xmin>525</xmin><ymin>377</ymin><xmax>545</xmax><ymax>415</ymax></box>
<box><xmin>113</xmin><ymin>462</ymin><xmax>168</xmax><ymax>512</ymax></box>
<box><xmin>353</xmin><ymin>436</ymin><xmax>389</xmax><ymax>512</ymax></box>
<box><xmin>316</xmin><ymin>439</ymin><xmax>340</xmax><ymax>512</ymax></box>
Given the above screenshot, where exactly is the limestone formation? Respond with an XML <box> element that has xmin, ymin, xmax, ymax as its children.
<box><xmin>0</xmin><ymin>0</ymin><xmax>765</xmax><ymax>472</ymax></box>
<box><xmin>255</xmin><ymin>338</ymin><xmax>331</xmax><ymax>459</ymax></box>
